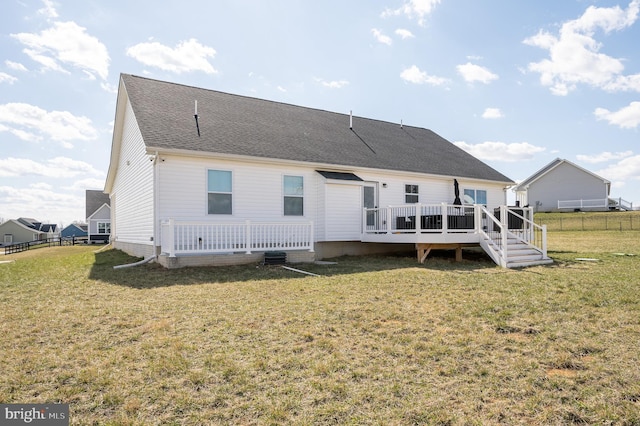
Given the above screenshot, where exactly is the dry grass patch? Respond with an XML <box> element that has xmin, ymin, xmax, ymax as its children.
<box><xmin>1</xmin><ymin>233</ymin><xmax>640</xmax><ymax>424</ymax></box>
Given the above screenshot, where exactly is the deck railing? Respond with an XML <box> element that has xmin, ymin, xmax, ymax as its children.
<box><xmin>363</xmin><ymin>203</ymin><xmax>477</xmax><ymax>234</ymax></box>
<box><xmin>558</xmin><ymin>198</ymin><xmax>633</xmax><ymax>211</ymax></box>
<box><xmin>478</xmin><ymin>205</ymin><xmax>547</xmax><ymax>263</ymax></box>
<box><xmin>160</xmin><ymin>219</ymin><xmax>314</xmax><ymax>257</ymax></box>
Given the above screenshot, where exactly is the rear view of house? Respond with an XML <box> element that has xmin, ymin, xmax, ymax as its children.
<box><xmin>86</xmin><ymin>190</ymin><xmax>111</xmax><ymax>243</ymax></box>
<box><xmin>105</xmin><ymin>74</ymin><xmax>551</xmax><ymax>268</ymax></box>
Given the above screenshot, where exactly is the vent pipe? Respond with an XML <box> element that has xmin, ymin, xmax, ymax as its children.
<box><xmin>400</xmin><ymin>119</ymin><xmax>403</xmax><ymax>129</ymax></box>
<box><xmin>349</xmin><ymin>110</ymin><xmax>353</xmax><ymax>129</ymax></box>
<box><xmin>194</xmin><ymin>100</ymin><xmax>200</xmax><ymax>137</ymax></box>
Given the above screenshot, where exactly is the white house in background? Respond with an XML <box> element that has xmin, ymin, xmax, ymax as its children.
<box><xmin>104</xmin><ymin>74</ymin><xmax>551</xmax><ymax>268</ymax></box>
<box><xmin>86</xmin><ymin>190</ymin><xmax>111</xmax><ymax>243</ymax></box>
<box><xmin>513</xmin><ymin>158</ymin><xmax>632</xmax><ymax>212</ymax></box>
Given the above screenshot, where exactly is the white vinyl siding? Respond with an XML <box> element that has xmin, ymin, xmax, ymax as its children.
<box><xmin>110</xmin><ymin>99</ymin><xmax>154</xmax><ymax>245</ymax></box>
<box><xmin>527</xmin><ymin>163</ymin><xmax>608</xmax><ymax>212</ymax></box>
<box><xmin>324</xmin><ymin>183</ymin><xmax>361</xmax><ymax>241</ymax></box>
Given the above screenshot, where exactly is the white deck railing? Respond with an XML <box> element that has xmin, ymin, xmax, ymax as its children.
<box><xmin>160</xmin><ymin>219</ymin><xmax>314</xmax><ymax>257</ymax></box>
<box><xmin>558</xmin><ymin>198</ymin><xmax>633</xmax><ymax>211</ymax></box>
<box><xmin>363</xmin><ymin>203</ymin><xmax>477</xmax><ymax>235</ymax></box>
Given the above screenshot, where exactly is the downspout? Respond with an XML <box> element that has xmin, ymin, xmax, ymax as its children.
<box><xmin>152</xmin><ymin>151</ymin><xmax>159</xmax><ymax>255</ymax></box>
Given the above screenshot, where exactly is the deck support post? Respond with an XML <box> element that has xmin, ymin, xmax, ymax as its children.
<box><xmin>416</xmin><ymin>243</ymin><xmax>464</xmax><ymax>264</ymax></box>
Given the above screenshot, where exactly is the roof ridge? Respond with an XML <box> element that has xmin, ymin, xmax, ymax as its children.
<box><xmin>120</xmin><ymin>73</ymin><xmax>428</xmax><ymax>132</ymax></box>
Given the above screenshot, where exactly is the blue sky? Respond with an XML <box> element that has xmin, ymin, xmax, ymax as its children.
<box><xmin>1</xmin><ymin>0</ymin><xmax>640</xmax><ymax>225</ymax></box>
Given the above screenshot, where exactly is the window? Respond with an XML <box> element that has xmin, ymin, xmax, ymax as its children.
<box><xmin>283</xmin><ymin>175</ymin><xmax>304</xmax><ymax>216</ymax></box>
<box><xmin>97</xmin><ymin>222</ymin><xmax>111</xmax><ymax>234</ymax></box>
<box><xmin>405</xmin><ymin>184</ymin><xmax>419</xmax><ymax>203</ymax></box>
<box><xmin>208</xmin><ymin>170</ymin><xmax>232</xmax><ymax>214</ymax></box>
<box><xmin>463</xmin><ymin>189</ymin><xmax>487</xmax><ymax>205</ymax></box>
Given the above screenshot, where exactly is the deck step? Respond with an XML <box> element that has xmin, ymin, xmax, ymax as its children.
<box><xmin>482</xmin><ymin>237</ymin><xmax>552</xmax><ymax>268</ymax></box>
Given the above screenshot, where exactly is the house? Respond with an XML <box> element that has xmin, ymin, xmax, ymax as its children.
<box><xmin>86</xmin><ymin>190</ymin><xmax>111</xmax><ymax>243</ymax></box>
<box><xmin>512</xmin><ymin>158</ymin><xmax>632</xmax><ymax>212</ymax></box>
<box><xmin>105</xmin><ymin>74</ymin><xmax>551</xmax><ymax>268</ymax></box>
<box><xmin>61</xmin><ymin>223</ymin><xmax>88</xmax><ymax>239</ymax></box>
<box><xmin>0</xmin><ymin>218</ymin><xmax>59</xmax><ymax>246</ymax></box>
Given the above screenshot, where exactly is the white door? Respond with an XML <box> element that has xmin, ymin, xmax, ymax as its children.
<box><xmin>363</xmin><ymin>183</ymin><xmax>377</xmax><ymax>228</ymax></box>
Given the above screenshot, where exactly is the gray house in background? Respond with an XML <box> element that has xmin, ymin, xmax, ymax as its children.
<box><xmin>86</xmin><ymin>190</ymin><xmax>111</xmax><ymax>243</ymax></box>
<box><xmin>513</xmin><ymin>158</ymin><xmax>630</xmax><ymax>212</ymax></box>
<box><xmin>0</xmin><ymin>218</ymin><xmax>59</xmax><ymax>246</ymax></box>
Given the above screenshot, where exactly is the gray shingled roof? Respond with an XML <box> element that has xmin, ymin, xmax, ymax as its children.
<box><xmin>86</xmin><ymin>190</ymin><xmax>110</xmax><ymax>219</ymax></box>
<box><xmin>121</xmin><ymin>74</ymin><xmax>513</xmax><ymax>183</ymax></box>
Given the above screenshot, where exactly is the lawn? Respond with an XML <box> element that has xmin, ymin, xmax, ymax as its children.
<box><xmin>1</xmin><ymin>231</ymin><xmax>639</xmax><ymax>425</ymax></box>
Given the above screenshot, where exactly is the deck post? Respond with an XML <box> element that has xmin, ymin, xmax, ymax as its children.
<box><xmin>541</xmin><ymin>224</ymin><xmax>547</xmax><ymax>258</ymax></box>
<box><xmin>308</xmin><ymin>221</ymin><xmax>315</xmax><ymax>252</ymax></box>
<box><xmin>416</xmin><ymin>203</ymin><xmax>422</xmax><ymax>232</ymax></box>
<box><xmin>245</xmin><ymin>220</ymin><xmax>252</xmax><ymax>254</ymax></box>
<box><xmin>500</xmin><ymin>206</ymin><xmax>508</xmax><ymax>263</ymax></box>
<box><xmin>386</xmin><ymin>206</ymin><xmax>392</xmax><ymax>234</ymax></box>
<box><xmin>441</xmin><ymin>203</ymin><xmax>448</xmax><ymax>232</ymax></box>
<box><xmin>168</xmin><ymin>218</ymin><xmax>175</xmax><ymax>257</ymax></box>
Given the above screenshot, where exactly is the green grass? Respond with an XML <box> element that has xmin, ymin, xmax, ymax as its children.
<box><xmin>1</xmin><ymin>233</ymin><xmax>640</xmax><ymax>425</ymax></box>
<box><xmin>536</xmin><ymin>210</ymin><xmax>640</xmax><ymax>231</ymax></box>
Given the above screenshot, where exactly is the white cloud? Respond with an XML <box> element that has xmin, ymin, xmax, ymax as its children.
<box><xmin>38</xmin><ymin>0</ymin><xmax>59</xmax><ymax>19</ymax></box>
<box><xmin>395</xmin><ymin>29</ymin><xmax>415</xmax><ymax>39</ymax></box>
<box><xmin>371</xmin><ymin>29</ymin><xmax>392</xmax><ymax>45</ymax></box>
<box><xmin>594</xmin><ymin>101</ymin><xmax>640</xmax><ymax>129</ymax></box>
<box><xmin>0</xmin><ymin>72</ymin><xmax>17</xmax><ymax>84</ymax></box>
<box><xmin>400</xmin><ymin>65</ymin><xmax>449</xmax><ymax>86</ymax></box>
<box><xmin>577</xmin><ymin>151</ymin><xmax>634</xmax><ymax>163</ymax></box>
<box><xmin>596</xmin><ymin>155</ymin><xmax>640</xmax><ymax>186</ymax></box>
<box><xmin>5</xmin><ymin>61</ymin><xmax>28</xmax><ymax>72</ymax></box>
<box><xmin>126</xmin><ymin>38</ymin><xmax>217</xmax><ymax>74</ymax></box>
<box><xmin>382</xmin><ymin>0</ymin><xmax>441</xmax><ymax>26</ymax></box>
<box><xmin>0</xmin><ymin>185</ymin><xmax>86</xmax><ymax>225</ymax></box>
<box><xmin>316</xmin><ymin>78</ymin><xmax>349</xmax><ymax>89</ymax></box>
<box><xmin>11</xmin><ymin>21</ymin><xmax>110</xmax><ymax>80</ymax></box>
<box><xmin>277</xmin><ymin>86</ymin><xmax>287</xmax><ymax>92</ymax></box>
<box><xmin>524</xmin><ymin>0</ymin><xmax>640</xmax><ymax>95</ymax></box>
<box><xmin>0</xmin><ymin>156</ymin><xmax>102</xmax><ymax>178</ymax></box>
<box><xmin>0</xmin><ymin>103</ymin><xmax>98</xmax><ymax>145</ymax></box>
<box><xmin>482</xmin><ymin>108</ymin><xmax>503</xmax><ymax>119</ymax></box>
<box><xmin>454</xmin><ymin>141</ymin><xmax>546</xmax><ymax>162</ymax></box>
<box><xmin>456</xmin><ymin>62</ymin><xmax>498</xmax><ymax>84</ymax></box>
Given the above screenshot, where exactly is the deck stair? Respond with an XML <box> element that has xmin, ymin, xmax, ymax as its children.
<box><xmin>480</xmin><ymin>232</ymin><xmax>552</xmax><ymax>268</ymax></box>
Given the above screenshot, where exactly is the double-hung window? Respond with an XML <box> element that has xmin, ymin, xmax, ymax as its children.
<box><xmin>463</xmin><ymin>189</ymin><xmax>487</xmax><ymax>205</ymax></box>
<box><xmin>97</xmin><ymin>222</ymin><xmax>111</xmax><ymax>234</ymax></box>
<box><xmin>405</xmin><ymin>184</ymin><xmax>419</xmax><ymax>203</ymax></box>
<box><xmin>283</xmin><ymin>175</ymin><xmax>304</xmax><ymax>216</ymax></box>
<box><xmin>208</xmin><ymin>170</ymin><xmax>232</xmax><ymax>214</ymax></box>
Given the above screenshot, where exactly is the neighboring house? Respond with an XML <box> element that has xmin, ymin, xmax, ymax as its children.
<box><xmin>0</xmin><ymin>218</ymin><xmax>59</xmax><ymax>246</ymax></box>
<box><xmin>61</xmin><ymin>223</ymin><xmax>88</xmax><ymax>239</ymax></box>
<box><xmin>105</xmin><ymin>74</ymin><xmax>551</xmax><ymax>268</ymax></box>
<box><xmin>86</xmin><ymin>190</ymin><xmax>111</xmax><ymax>243</ymax></box>
<box><xmin>513</xmin><ymin>158</ymin><xmax>631</xmax><ymax>212</ymax></box>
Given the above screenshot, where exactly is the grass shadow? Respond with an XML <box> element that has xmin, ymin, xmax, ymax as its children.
<box><xmin>89</xmin><ymin>247</ymin><xmax>498</xmax><ymax>289</ymax></box>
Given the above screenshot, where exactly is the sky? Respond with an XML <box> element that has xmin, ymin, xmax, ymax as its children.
<box><xmin>1</xmin><ymin>0</ymin><xmax>640</xmax><ymax>226</ymax></box>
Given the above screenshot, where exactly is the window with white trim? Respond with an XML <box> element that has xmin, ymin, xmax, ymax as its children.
<box><xmin>405</xmin><ymin>184</ymin><xmax>419</xmax><ymax>203</ymax></box>
<box><xmin>283</xmin><ymin>175</ymin><xmax>304</xmax><ymax>216</ymax></box>
<box><xmin>463</xmin><ymin>189</ymin><xmax>487</xmax><ymax>205</ymax></box>
<box><xmin>208</xmin><ymin>170</ymin><xmax>232</xmax><ymax>214</ymax></box>
<box><xmin>97</xmin><ymin>222</ymin><xmax>111</xmax><ymax>234</ymax></box>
